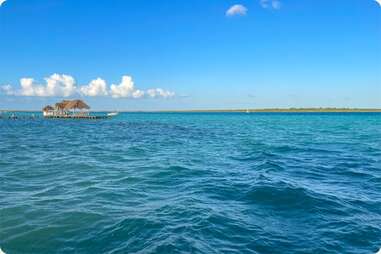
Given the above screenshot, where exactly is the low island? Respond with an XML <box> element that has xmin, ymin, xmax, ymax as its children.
<box><xmin>154</xmin><ymin>108</ymin><xmax>381</xmax><ymax>113</ymax></box>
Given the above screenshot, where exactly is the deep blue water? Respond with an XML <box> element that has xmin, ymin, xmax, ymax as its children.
<box><xmin>1</xmin><ymin>112</ymin><xmax>381</xmax><ymax>254</ymax></box>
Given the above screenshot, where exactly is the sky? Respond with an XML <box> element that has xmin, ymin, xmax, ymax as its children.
<box><xmin>0</xmin><ymin>0</ymin><xmax>380</xmax><ymax>110</ymax></box>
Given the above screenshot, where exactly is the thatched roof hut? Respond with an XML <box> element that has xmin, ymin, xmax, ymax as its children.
<box><xmin>64</xmin><ymin>100</ymin><xmax>90</xmax><ymax>110</ymax></box>
<box><xmin>55</xmin><ymin>100</ymin><xmax>70</xmax><ymax>110</ymax></box>
<box><xmin>43</xmin><ymin>105</ymin><xmax>54</xmax><ymax>111</ymax></box>
<box><xmin>53</xmin><ymin>100</ymin><xmax>89</xmax><ymax>111</ymax></box>
<box><xmin>42</xmin><ymin>99</ymin><xmax>95</xmax><ymax>118</ymax></box>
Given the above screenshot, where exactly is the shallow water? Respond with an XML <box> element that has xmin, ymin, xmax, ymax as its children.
<box><xmin>1</xmin><ymin>112</ymin><xmax>380</xmax><ymax>254</ymax></box>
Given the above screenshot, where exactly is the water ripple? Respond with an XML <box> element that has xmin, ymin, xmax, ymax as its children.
<box><xmin>1</xmin><ymin>113</ymin><xmax>381</xmax><ymax>254</ymax></box>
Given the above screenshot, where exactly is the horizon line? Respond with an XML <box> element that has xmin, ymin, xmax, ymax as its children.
<box><xmin>2</xmin><ymin>108</ymin><xmax>381</xmax><ymax>113</ymax></box>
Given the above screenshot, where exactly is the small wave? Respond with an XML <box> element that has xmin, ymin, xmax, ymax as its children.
<box><xmin>2</xmin><ymin>112</ymin><xmax>381</xmax><ymax>253</ymax></box>
<box><xmin>242</xmin><ymin>181</ymin><xmax>340</xmax><ymax>211</ymax></box>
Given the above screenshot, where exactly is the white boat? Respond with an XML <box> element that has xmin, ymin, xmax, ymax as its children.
<box><xmin>107</xmin><ymin>112</ymin><xmax>119</xmax><ymax>117</ymax></box>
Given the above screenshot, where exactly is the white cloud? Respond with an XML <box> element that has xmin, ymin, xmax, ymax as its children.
<box><xmin>110</xmin><ymin>75</ymin><xmax>174</xmax><ymax>99</ymax></box>
<box><xmin>80</xmin><ymin>78</ymin><xmax>108</xmax><ymax>96</ymax></box>
<box><xmin>147</xmin><ymin>88</ymin><xmax>175</xmax><ymax>98</ymax></box>
<box><xmin>19</xmin><ymin>74</ymin><xmax>76</xmax><ymax>97</ymax></box>
<box><xmin>260</xmin><ymin>0</ymin><xmax>281</xmax><ymax>10</ymax></box>
<box><xmin>0</xmin><ymin>0</ymin><xmax>6</xmax><ymax>7</ymax></box>
<box><xmin>226</xmin><ymin>4</ymin><xmax>247</xmax><ymax>17</ymax></box>
<box><xmin>375</xmin><ymin>0</ymin><xmax>381</xmax><ymax>7</ymax></box>
<box><xmin>1</xmin><ymin>74</ymin><xmax>175</xmax><ymax>99</ymax></box>
<box><xmin>132</xmin><ymin>89</ymin><xmax>145</xmax><ymax>98</ymax></box>
<box><xmin>110</xmin><ymin>75</ymin><xmax>142</xmax><ymax>98</ymax></box>
<box><xmin>0</xmin><ymin>85</ymin><xmax>14</xmax><ymax>95</ymax></box>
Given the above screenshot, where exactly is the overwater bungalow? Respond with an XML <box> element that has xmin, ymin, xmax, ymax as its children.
<box><xmin>42</xmin><ymin>99</ymin><xmax>111</xmax><ymax>119</ymax></box>
<box><xmin>42</xmin><ymin>105</ymin><xmax>55</xmax><ymax>117</ymax></box>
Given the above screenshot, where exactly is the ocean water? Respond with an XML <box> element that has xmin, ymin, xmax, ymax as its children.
<box><xmin>1</xmin><ymin>112</ymin><xmax>380</xmax><ymax>254</ymax></box>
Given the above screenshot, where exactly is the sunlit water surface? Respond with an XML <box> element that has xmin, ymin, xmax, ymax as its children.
<box><xmin>1</xmin><ymin>112</ymin><xmax>380</xmax><ymax>254</ymax></box>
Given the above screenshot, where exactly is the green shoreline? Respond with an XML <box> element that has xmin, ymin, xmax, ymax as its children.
<box><xmin>2</xmin><ymin>108</ymin><xmax>381</xmax><ymax>113</ymax></box>
<box><xmin>153</xmin><ymin>108</ymin><xmax>381</xmax><ymax>113</ymax></box>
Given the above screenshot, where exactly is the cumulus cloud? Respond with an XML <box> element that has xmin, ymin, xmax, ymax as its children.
<box><xmin>260</xmin><ymin>0</ymin><xmax>281</xmax><ymax>10</ymax></box>
<box><xmin>110</xmin><ymin>75</ymin><xmax>144</xmax><ymax>98</ymax></box>
<box><xmin>375</xmin><ymin>0</ymin><xmax>381</xmax><ymax>7</ymax></box>
<box><xmin>0</xmin><ymin>0</ymin><xmax>6</xmax><ymax>7</ymax></box>
<box><xmin>19</xmin><ymin>74</ymin><xmax>76</xmax><ymax>97</ymax></box>
<box><xmin>132</xmin><ymin>89</ymin><xmax>145</xmax><ymax>98</ymax></box>
<box><xmin>147</xmin><ymin>88</ymin><xmax>175</xmax><ymax>98</ymax></box>
<box><xmin>226</xmin><ymin>4</ymin><xmax>247</xmax><ymax>17</ymax></box>
<box><xmin>80</xmin><ymin>78</ymin><xmax>108</xmax><ymax>96</ymax></box>
<box><xmin>0</xmin><ymin>85</ymin><xmax>14</xmax><ymax>95</ymax></box>
<box><xmin>1</xmin><ymin>74</ymin><xmax>175</xmax><ymax>99</ymax></box>
<box><xmin>109</xmin><ymin>76</ymin><xmax>174</xmax><ymax>99</ymax></box>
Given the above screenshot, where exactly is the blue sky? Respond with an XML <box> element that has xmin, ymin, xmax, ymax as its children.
<box><xmin>0</xmin><ymin>0</ymin><xmax>380</xmax><ymax>110</ymax></box>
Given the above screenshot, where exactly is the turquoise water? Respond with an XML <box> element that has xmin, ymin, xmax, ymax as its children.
<box><xmin>1</xmin><ymin>112</ymin><xmax>380</xmax><ymax>254</ymax></box>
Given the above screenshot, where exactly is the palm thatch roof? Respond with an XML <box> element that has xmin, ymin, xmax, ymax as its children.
<box><xmin>55</xmin><ymin>100</ymin><xmax>70</xmax><ymax>110</ymax></box>
<box><xmin>43</xmin><ymin>105</ymin><xmax>54</xmax><ymax>111</ymax></box>
<box><xmin>53</xmin><ymin>100</ymin><xmax>90</xmax><ymax>110</ymax></box>
<box><xmin>63</xmin><ymin>100</ymin><xmax>90</xmax><ymax>110</ymax></box>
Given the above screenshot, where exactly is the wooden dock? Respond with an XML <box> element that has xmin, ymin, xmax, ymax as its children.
<box><xmin>44</xmin><ymin>115</ymin><xmax>111</xmax><ymax>119</ymax></box>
